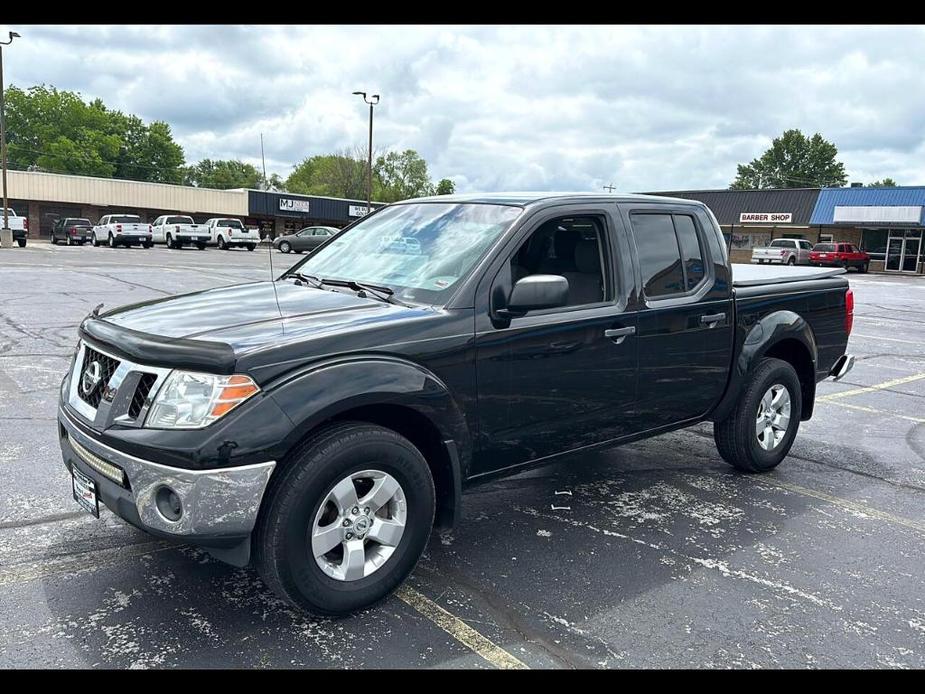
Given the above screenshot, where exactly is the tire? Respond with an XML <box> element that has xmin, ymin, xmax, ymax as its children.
<box><xmin>218</xmin><ymin>236</ymin><xmax>227</xmax><ymax>250</ymax></box>
<box><xmin>859</xmin><ymin>262</ymin><xmax>869</xmax><ymax>273</ymax></box>
<box><xmin>66</xmin><ymin>236</ymin><xmax>73</xmax><ymax>246</ymax></box>
<box><xmin>166</xmin><ymin>233</ymin><xmax>175</xmax><ymax>249</ymax></box>
<box><xmin>108</xmin><ymin>233</ymin><xmax>117</xmax><ymax>248</ymax></box>
<box><xmin>17</xmin><ymin>238</ymin><xmax>27</xmax><ymax>248</ymax></box>
<box><xmin>51</xmin><ymin>234</ymin><xmax>57</xmax><ymax>245</ymax></box>
<box><xmin>92</xmin><ymin>235</ymin><xmax>100</xmax><ymax>247</ymax></box>
<box><xmin>279</xmin><ymin>241</ymin><xmax>291</xmax><ymax>254</ymax></box>
<box><xmin>246</xmin><ymin>244</ymin><xmax>256</xmax><ymax>252</ymax></box>
<box><xmin>787</xmin><ymin>256</ymin><xmax>796</xmax><ymax>266</ymax></box>
<box><xmin>714</xmin><ymin>357</ymin><xmax>802</xmax><ymax>473</ymax></box>
<box><xmin>196</xmin><ymin>243</ymin><xmax>206</xmax><ymax>250</ymax></box>
<box><xmin>254</xmin><ymin>422</ymin><xmax>435</xmax><ymax>616</ymax></box>
<box><xmin>143</xmin><ymin>241</ymin><xmax>152</xmax><ymax>249</ymax></box>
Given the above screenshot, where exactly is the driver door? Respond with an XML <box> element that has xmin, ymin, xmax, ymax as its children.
<box><xmin>471</xmin><ymin>207</ymin><xmax>639</xmax><ymax>477</ymax></box>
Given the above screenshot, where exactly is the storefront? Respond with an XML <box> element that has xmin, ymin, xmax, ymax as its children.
<box><xmin>246</xmin><ymin>191</ymin><xmax>384</xmax><ymax>239</ymax></box>
<box><xmin>809</xmin><ymin>187</ymin><xmax>925</xmax><ymax>274</ymax></box>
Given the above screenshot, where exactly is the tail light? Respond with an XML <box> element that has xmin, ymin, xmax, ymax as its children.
<box><xmin>845</xmin><ymin>288</ymin><xmax>854</xmax><ymax>336</ymax></box>
<box><xmin>68</xmin><ymin>226</ymin><xmax>76</xmax><ymax>235</ymax></box>
<box><xmin>23</xmin><ymin>218</ymin><xmax>28</xmax><ymax>231</ymax></box>
<box><xmin>116</xmin><ymin>224</ymin><xmax>122</xmax><ymax>233</ymax></box>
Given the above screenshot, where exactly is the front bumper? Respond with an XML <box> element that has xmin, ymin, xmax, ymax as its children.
<box><xmin>58</xmin><ymin>405</ymin><xmax>275</xmax><ymax>543</ymax></box>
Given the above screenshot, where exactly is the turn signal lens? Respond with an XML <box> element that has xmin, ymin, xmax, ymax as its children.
<box><xmin>845</xmin><ymin>288</ymin><xmax>854</xmax><ymax>337</ymax></box>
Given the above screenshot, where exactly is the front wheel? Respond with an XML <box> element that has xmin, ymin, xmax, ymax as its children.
<box><xmin>254</xmin><ymin>422</ymin><xmax>435</xmax><ymax>616</ymax></box>
<box><xmin>713</xmin><ymin>357</ymin><xmax>802</xmax><ymax>473</ymax></box>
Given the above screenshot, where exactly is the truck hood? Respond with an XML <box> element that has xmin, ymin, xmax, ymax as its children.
<box><xmin>100</xmin><ymin>280</ymin><xmax>422</xmax><ymax>346</ymax></box>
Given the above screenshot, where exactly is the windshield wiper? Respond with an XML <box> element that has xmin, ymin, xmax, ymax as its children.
<box><xmin>321</xmin><ymin>278</ymin><xmax>412</xmax><ymax>307</ymax></box>
<box><xmin>286</xmin><ymin>272</ymin><xmax>325</xmax><ymax>289</ymax></box>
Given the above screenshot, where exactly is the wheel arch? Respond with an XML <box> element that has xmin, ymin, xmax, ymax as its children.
<box><xmin>265</xmin><ymin>356</ymin><xmax>471</xmax><ymax>531</ymax></box>
<box><xmin>711</xmin><ymin>310</ymin><xmax>818</xmax><ymax>423</ymax></box>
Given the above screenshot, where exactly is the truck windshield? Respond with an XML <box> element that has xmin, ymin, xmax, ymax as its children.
<box><xmin>286</xmin><ymin>202</ymin><xmax>522</xmax><ymax>305</ymax></box>
<box><xmin>166</xmin><ymin>216</ymin><xmax>194</xmax><ymax>225</ymax></box>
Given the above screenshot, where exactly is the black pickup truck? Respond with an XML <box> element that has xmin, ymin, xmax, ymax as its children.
<box><xmin>57</xmin><ymin>193</ymin><xmax>854</xmax><ymax>615</ymax></box>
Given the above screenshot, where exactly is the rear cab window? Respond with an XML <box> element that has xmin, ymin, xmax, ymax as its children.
<box><xmin>630</xmin><ymin>212</ymin><xmax>708</xmax><ymax>299</ymax></box>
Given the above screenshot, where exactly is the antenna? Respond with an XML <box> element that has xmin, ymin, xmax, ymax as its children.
<box><xmin>260</xmin><ymin>133</ymin><xmax>283</xmax><ymax>326</ymax></box>
<box><xmin>603</xmin><ymin>183</ymin><xmax>616</xmax><ymax>193</ymax></box>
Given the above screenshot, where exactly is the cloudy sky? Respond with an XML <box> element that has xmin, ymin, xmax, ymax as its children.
<box><xmin>4</xmin><ymin>25</ymin><xmax>925</xmax><ymax>192</ymax></box>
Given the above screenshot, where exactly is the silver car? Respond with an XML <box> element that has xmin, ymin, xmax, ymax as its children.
<box><xmin>751</xmin><ymin>238</ymin><xmax>813</xmax><ymax>265</ymax></box>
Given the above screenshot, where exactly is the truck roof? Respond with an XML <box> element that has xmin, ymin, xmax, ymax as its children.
<box><xmin>398</xmin><ymin>192</ymin><xmax>709</xmax><ymax>207</ymax></box>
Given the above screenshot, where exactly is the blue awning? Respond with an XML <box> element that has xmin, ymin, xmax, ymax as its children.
<box><xmin>810</xmin><ymin>187</ymin><xmax>925</xmax><ymax>226</ymax></box>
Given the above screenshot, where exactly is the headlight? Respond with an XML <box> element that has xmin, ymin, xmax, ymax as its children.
<box><xmin>145</xmin><ymin>371</ymin><xmax>260</xmax><ymax>429</ymax></box>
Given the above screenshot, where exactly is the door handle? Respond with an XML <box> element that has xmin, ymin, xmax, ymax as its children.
<box><xmin>700</xmin><ymin>312</ymin><xmax>726</xmax><ymax>327</ymax></box>
<box><xmin>604</xmin><ymin>326</ymin><xmax>636</xmax><ymax>344</ymax></box>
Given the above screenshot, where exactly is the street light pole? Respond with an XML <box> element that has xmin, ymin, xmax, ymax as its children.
<box><xmin>352</xmin><ymin>91</ymin><xmax>379</xmax><ymax>214</ymax></box>
<box><xmin>0</xmin><ymin>32</ymin><xmax>21</xmax><ymax>243</ymax></box>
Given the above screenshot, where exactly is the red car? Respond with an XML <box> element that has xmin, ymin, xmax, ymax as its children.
<box><xmin>810</xmin><ymin>242</ymin><xmax>870</xmax><ymax>273</ymax></box>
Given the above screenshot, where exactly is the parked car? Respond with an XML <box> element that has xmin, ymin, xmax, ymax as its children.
<box><xmin>273</xmin><ymin>226</ymin><xmax>339</xmax><ymax>254</ymax></box>
<box><xmin>58</xmin><ymin>192</ymin><xmax>854</xmax><ymax>616</ymax></box>
<box><xmin>152</xmin><ymin>215</ymin><xmax>210</xmax><ymax>250</ymax></box>
<box><xmin>2</xmin><ymin>207</ymin><xmax>28</xmax><ymax>247</ymax></box>
<box><xmin>92</xmin><ymin>214</ymin><xmax>152</xmax><ymax>248</ymax></box>
<box><xmin>50</xmin><ymin>218</ymin><xmax>94</xmax><ymax>246</ymax></box>
<box><xmin>751</xmin><ymin>238</ymin><xmax>813</xmax><ymax>265</ymax></box>
<box><xmin>205</xmin><ymin>218</ymin><xmax>259</xmax><ymax>251</ymax></box>
<box><xmin>810</xmin><ymin>242</ymin><xmax>870</xmax><ymax>272</ymax></box>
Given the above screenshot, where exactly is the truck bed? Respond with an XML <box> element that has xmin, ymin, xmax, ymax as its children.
<box><xmin>731</xmin><ymin>263</ymin><xmax>846</xmax><ymax>287</ymax></box>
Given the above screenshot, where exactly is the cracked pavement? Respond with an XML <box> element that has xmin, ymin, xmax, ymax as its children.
<box><xmin>1</xmin><ymin>242</ymin><xmax>925</xmax><ymax>668</ymax></box>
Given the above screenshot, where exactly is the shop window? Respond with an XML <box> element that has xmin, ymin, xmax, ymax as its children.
<box><xmin>818</xmin><ymin>233</ymin><xmax>834</xmax><ymax>243</ymax></box>
<box><xmin>860</xmin><ymin>228</ymin><xmax>889</xmax><ymax>259</ymax></box>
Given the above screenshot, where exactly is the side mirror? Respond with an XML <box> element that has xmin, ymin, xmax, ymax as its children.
<box><xmin>500</xmin><ymin>274</ymin><xmax>569</xmax><ymax>317</ymax></box>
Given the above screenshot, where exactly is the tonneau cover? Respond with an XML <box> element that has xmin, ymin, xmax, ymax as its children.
<box><xmin>731</xmin><ymin>263</ymin><xmax>847</xmax><ymax>288</ymax></box>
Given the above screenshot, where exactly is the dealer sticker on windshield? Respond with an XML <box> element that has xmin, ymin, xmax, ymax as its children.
<box><xmin>72</xmin><ymin>466</ymin><xmax>100</xmax><ymax>518</ymax></box>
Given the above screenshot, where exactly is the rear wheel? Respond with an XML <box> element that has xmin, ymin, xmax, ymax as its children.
<box><xmin>246</xmin><ymin>244</ymin><xmax>256</xmax><ymax>252</ymax></box>
<box><xmin>51</xmin><ymin>234</ymin><xmax>57</xmax><ymax>245</ymax></box>
<box><xmin>279</xmin><ymin>241</ymin><xmax>291</xmax><ymax>254</ymax></box>
<box><xmin>92</xmin><ymin>235</ymin><xmax>100</xmax><ymax>247</ymax></box>
<box><xmin>218</xmin><ymin>236</ymin><xmax>228</xmax><ymax>250</ymax></box>
<box><xmin>108</xmin><ymin>233</ymin><xmax>117</xmax><ymax>248</ymax></box>
<box><xmin>196</xmin><ymin>243</ymin><xmax>206</xmax><ymax>250</ymax></box>
<box><xmin>17</xmin><ymin>238</ymin><xmax>27</xmax><ymax>248</ymax></box>
<box><xmin>714</xmin><ymin>357</ymin><xmax>802</xmax><ymax>473</ymax></box>
<box><xmin>787</xmin><ymin>256</ymin><xmax>796</xmax><ymax>266</ymax></box>
<box><xmin>254</xmin><ymin>422</ymin><xmax>435</xmax><ymax>616</ymax></box>
<box><xmin>859</xmin><ymin>262</ymin><xmax>869</xmax><ymax>273</ymax></box>
<box><xmin>166</xmin><ymin>233</ymin><xmax>175</xmax><ymax>249</ymax></box>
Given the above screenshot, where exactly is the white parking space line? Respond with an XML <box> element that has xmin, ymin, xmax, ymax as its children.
<box><xmin>851</xmin><ymin>334</ymin><xmax>925</xmax><ymax>346</ymax></box>
<box><xmin>816</xmin><ymin>372</ymin><xmax>925</xmax><ymax>402</ymax></box>
<box><xmin>816</xmin><ymin>399</ymin><xmax>925</xmax><ymax>424</ymax></box>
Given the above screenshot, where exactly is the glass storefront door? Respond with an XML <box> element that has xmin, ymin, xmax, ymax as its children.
<box><xmin>885</xmin><ymin>230</ymin><xmax>922</xmax><ymax>273</ymax></box>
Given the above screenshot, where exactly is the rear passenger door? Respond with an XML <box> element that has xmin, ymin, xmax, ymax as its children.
<box><xmin>620</xmin><ymin>204</ymin><xmax>734</xmax><ymax>429</ymax></box>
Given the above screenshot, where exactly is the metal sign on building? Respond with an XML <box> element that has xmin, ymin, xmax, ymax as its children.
<box><xmin>833</xmin><ymin>205</ymin><xmax>923</xmax><ymax>224</ymax></box>
<box><xmin>279</xmin><ymin>198</ymin><xmax>311</xmax><ymax>213</ymax></box>
<box><xmin>348</xmin><ymin>205</ymin><xmax>370</xmax><ymax>217</ymax></box>
<box><xmin>739</xmin><ymin>212</ymin><xmax>793</xmax><ymax>224</ymax></box>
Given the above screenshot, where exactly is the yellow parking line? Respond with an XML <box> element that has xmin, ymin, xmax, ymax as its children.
<box><xmin>816</xmin><ymin>399</ymin><xmax>925</xmax><ymax>424</ymax></box>
<box><xmin>396</xmin><ymin>585</ymin><xmax>529</xmax><ymax>669</ymax></box>
<box><xmin>816</xmin><ymin>371</ymin><xmax>925</xmax><ymax>402</ymax></box>
<box><xmin>760</xmin><ymin>479</ymin><xmax>925</xmax><ymax>535</ymax></box>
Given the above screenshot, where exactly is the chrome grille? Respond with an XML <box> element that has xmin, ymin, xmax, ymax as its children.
<box><xmin>78</xmin><ymin>346</ymin><xmax>120</xmax><ymax>408</ymax></box>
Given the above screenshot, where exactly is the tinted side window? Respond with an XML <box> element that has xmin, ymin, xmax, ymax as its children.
<box><xmin>673</xmin><ymin>215</ymin><xmax>704</xmax><ymax>290</ymax></box>
<box><xmin>631</xmin><ymin>214</ymin><xmax>684</xmax><ymax>298</ymax></box>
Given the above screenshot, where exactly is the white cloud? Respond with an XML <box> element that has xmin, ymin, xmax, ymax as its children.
<box><xmin>4</xmin><ymin>24</ymin><xmax>925</xmax><ymax>191</ymax></box>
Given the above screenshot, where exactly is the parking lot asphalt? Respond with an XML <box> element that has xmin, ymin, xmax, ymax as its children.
<box><xmin>1</xmin><ymin>241</ymin><xmax>925</xmax><ymax>668</ymax></box>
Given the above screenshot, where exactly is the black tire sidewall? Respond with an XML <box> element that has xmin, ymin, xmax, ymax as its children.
<box><xmin>261</xmin><ymin>426</ymin><xmax>435</xmax><ymax>614</ymax></box>
<box><xmin>280</xmin><ymin>242</ymin><xmax>290</xmax><ymax>253</ymax></box>
<box><xmin>740</xmin><ymin>359</ymin><xmax>802</xmax><ymax>471</ymax></box>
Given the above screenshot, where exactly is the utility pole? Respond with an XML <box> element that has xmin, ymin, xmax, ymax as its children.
<box><xmin>260</xmin><ymin>133</ymin><xmax>268</xmax><ymax>191</ymax></box>
<box><xmin>353</xmin><ymin>91</ymin><xmax>380</xmax><ymax>214</ymax></box>
<box><xmin>1</xmin><ymin>31</ymin><xmax>21</xmax><ymax>248</ymax></box>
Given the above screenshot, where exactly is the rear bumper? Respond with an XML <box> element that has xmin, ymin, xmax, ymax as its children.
<box><xmin>751</xmin><ymin>257</ymin><xmax>785</xmax><ymax>264</ymax></box>
<box><xmin>58</xmin><ymin>405</ymin><xmax>275</xmax><ymax>543</ymax></box>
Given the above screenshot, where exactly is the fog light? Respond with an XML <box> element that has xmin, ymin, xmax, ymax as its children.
<box><xmin>155</xmin><ymin>486</ymin><xmax>183</xmax><ymax>522</ymax></box>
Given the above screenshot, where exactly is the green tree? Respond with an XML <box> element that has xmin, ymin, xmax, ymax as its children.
<box><xmin>4</xmin><ymin>85</ymin><xmax>186</xmax><ymax>182</ymax></box>
<box><xmin>866</xmin><ymin>178</ymin><xmax>898</xmax><ymax>187</ymax></box>
<box><xmin>730</xmin><ymin>129</ymin><xmax>848</xmax><ymax>190</ymax></box>
<box><xmin>183</xmin><ymin>159</ymin><xmax>263</xmax><ymax>189</ymax></box>
<box><xmin>374</xmin><ymin>149</ymin><xmax>433</xmax><ymax>202</ymax></box>
<box><xmin>285</xmin><ymin>149</ymin><xmax>372</xmax><ymax>200</ymax></box>
<box><xmin>434</xmin><ymin>178</ymin><xmax>456</xmax><ymax>195</ymax></box>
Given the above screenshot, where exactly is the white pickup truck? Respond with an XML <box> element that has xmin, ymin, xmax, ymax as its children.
<box><xmin>92</xmin><ymin>214</ymin><xmax>153</xmax><ymax>248</ymax></box>
<box><xmin>751</xmin><ymin>238</ymin><xmax>813</xmax><ymax>266</ymax></box>
<box><xmin>152</xmin><ymin>215</ymin><xmax>210</xmax><ymax>250</ymax></box>
<box><xmin>2</xmin><ymin>208</ymin><xmax>29</xmax><ymax>247</ymax></box>
<box><xmin>205</xmin><ymin>218</ymin><xmax>259</xmax><ymax>251</ymax></box>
